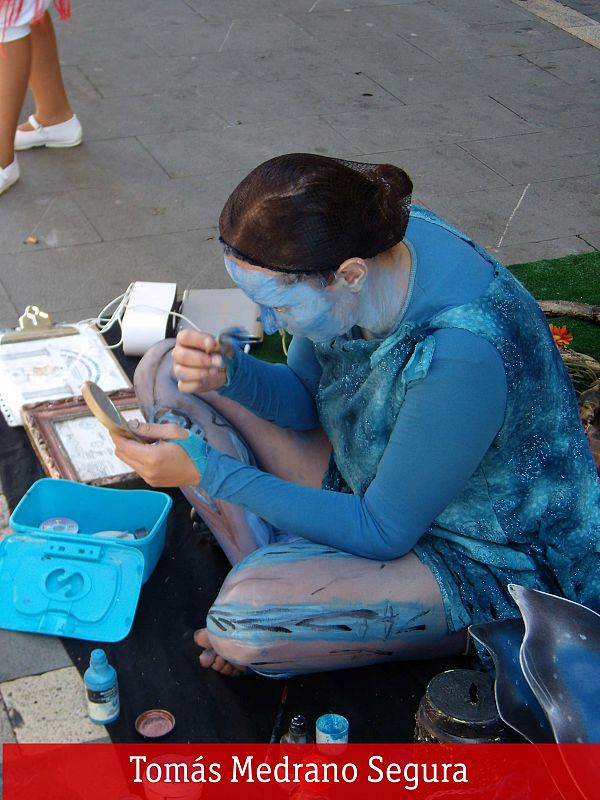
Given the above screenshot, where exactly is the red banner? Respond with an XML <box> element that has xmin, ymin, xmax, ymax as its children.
<box><xmin>2</xmin><ymin>743</ymin><xmax>599</xmax><ymax>799</ymax></box>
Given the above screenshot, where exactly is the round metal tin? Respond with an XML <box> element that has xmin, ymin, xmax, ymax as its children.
<box><xmin>40</xmin><ymin>516</ymin><xmax>79</xmax><ymax>534</ymax></box>
<box><xmin>135</xmin><ymin>708</ymin><xmax>175</xmax><ymax>738</ymax></box>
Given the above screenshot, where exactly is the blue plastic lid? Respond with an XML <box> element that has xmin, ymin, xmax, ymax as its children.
<box><xmin>0</xmin><ymin>533</ymin><xmax>145</xmax><ymax>642</ymax></box>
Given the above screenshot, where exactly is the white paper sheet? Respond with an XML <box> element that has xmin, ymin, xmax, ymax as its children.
<box><xmin>0</xmin><ymin>324</ymin><xmax>131</xmax><ymax>426</ymax></box>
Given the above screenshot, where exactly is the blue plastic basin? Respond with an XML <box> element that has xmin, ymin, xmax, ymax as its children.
<box><xmin>10</xmin><ymin>479</ymin><xmax>172</xmax><ymax>583</ymax></box>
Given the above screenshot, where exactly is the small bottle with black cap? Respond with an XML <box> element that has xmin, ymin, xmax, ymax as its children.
<box><xmin>280</xmin><ymin>714</ymin><xmax>313</xmax><ymax>743</ymax></box>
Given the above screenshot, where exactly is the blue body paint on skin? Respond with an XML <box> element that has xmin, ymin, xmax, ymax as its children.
<box><xmin>225</xmin><ymin>247</ymin><xmax>412</xmax><ymax>342</ymax></box>
<box><xmin>225</xmin><ymin>257</ymin><xmax>359</xmax><ymax>343</ymax></box>
<box><xmin>168</xmin><ymin>431</ymin><xmax>210</xmax><ymax>475</ymax></box>
<box><xmin>207</xmin><ymin>600</ymin><xmax>435</xmax><ymax>644</ymax></box>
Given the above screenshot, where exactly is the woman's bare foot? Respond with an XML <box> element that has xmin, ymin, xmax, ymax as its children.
<box><xmin>194</xmin><ymin>628</ymin><xmax>245</xmax><ymax>677</ymax></box>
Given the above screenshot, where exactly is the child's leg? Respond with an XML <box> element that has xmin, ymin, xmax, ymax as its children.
<box><xmin>18</xmin><ymin>11</ymin><xmax>72</xmax><ymax>130</ymax></box>
<box><xmin>0</xmin><ymin>34</ymin><xmax>31</xmax><ymax>167</ymax></box>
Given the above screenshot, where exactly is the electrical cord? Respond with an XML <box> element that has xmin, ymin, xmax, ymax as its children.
<box><xmin>71</xmin><ymin>286</ymin><xmax>255</xmax><ymax>353</ymax></box>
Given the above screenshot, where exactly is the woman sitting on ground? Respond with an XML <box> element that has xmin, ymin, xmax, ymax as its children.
<box><xmin>112</xmin><ymin>154</ymin><xmax>600</xmax><ymax>678</ymax></box>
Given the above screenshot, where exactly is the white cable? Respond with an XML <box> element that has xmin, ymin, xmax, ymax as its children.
<box><xmin>62</xmin><ymin>284</ymin><xmax>255</xmax><ymax>350</ymax></box>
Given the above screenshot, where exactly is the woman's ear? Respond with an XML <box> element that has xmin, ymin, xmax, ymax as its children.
<box><xmin>336</xmin><ymin>258</ymin><xmax>368</xmax><ymax>291</ymax></box>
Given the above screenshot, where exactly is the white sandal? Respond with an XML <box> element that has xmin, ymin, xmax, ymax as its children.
<box><xmin>14</xmin><ymin>114</ymin><xmax>83</xmax><ymax>150</ymax></box>
<box><xmin>0</xmin><ymin>158</ymin><xmax>20</xmax><ymax>197</ymax></box>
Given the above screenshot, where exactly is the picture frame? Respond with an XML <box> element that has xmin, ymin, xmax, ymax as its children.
<box><xmin>21</xmin><ymin>390</ymin><xmax>145</xmax><ymax>487</ymax></box>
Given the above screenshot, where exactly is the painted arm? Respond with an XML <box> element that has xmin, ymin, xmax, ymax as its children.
<box><xmin>200</xmin><ymin>330</ymin><xmax>507</xmax><ymax>559</ymax></box>
<box><xmin>217</xmin><ymin>335</ymin><xmax>322</xmax><ymax>430</ymax></box>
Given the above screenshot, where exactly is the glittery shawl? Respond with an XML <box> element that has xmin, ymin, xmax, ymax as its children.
<box><xmin>314</xmin><ymin>208</ymin><xmax>600</xmax><ymax>632</ymax></box>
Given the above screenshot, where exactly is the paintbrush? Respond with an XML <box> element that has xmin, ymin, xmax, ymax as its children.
<box><xmin>211</xmin><ymin>326</ymin><xmax>251</xmax><ymax>359</ymax></box>
<box><xmin>269</xmin><ymin>684</ymin><xmax>289</xmax><ymax>744</ymax></box>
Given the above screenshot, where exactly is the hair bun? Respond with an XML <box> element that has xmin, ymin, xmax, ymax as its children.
<box><xmin>220</xmin><ymin>154</ymin><xmax>413</xmax><ymax>274</ymax></box>
<box><xmin>361</xmin><ymin>163</ymin><xmax>413</xmax><ymax>254</ymax></box>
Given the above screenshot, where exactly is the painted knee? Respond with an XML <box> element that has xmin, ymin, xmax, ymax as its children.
<box><xmin>205</xmin><ymin>575</ymin><xmax>284</xmax><ymax>671</ymax></box>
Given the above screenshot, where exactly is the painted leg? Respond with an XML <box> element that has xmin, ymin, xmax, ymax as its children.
<box><xmin>202</xmin><ymin>541</ymin><xmax>467</xmax><ymax>677</ymax></box>
<box><xmin>199</xmin><ymin>389</ymin><xmax>331</xmax><ymax>488</ymax></box>
<box><xmin>135</xmin><ymin>340</ymin><xmax>271</xmax><ymax>565</ymax></box>
<box><xmin>18</xmin><ymin>12</ymin><xmax>73</xmax><ymax>130</ymax></box>
<box><xmin>133</xmin><ymin>340</ymin><xmax>330</xmax><ymax>565</ymax></box>
<box><xmin>0</xmin><ymin>34</ymin><xmax>31</xmax><ymax>168</ymax></box>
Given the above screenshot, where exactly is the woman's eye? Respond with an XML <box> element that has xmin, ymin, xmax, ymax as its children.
<box><xmin>274</xmin><ymin>307</ymin><xmax>289</xmax><ymax>313</ymax></box>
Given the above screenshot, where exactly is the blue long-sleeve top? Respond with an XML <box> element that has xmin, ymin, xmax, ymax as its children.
<box><xmin>200</xmin><ymin>214</ymin><xmax>508</xmax><ymax>560</ymax></box>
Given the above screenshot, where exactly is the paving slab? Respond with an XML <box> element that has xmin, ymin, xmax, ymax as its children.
<box><xmin>290</xmin><ymin>4</ymin><xmax>583</xmax><ymax>58</ymax></box>
<box><xmin>195</xmin><ymin>72</ymin><xmax>403</xmax><ymax>126</ymax></box>
<box><xmin>78</xmin><ymin>45</ymin><xmax>348</xmax><ymax>100</ymax></box>
<box><xmin>0</xmin><ymin>631</ymin><xmax>72</xmax><ymax>683</ymax></box>
<box><xmin>0</xmin><ymin>666</ymin><xmax>107</xmax><ymax>743</ymax></box>
<box><xmin>290</xmin><ymin>4</ymin><xmax>437</xmax><ymax>44</ymax></box>
<box><xmin>519</xmin><ymin>0</ymin><xmax>598</xmax><ymax>28</ymax></box>
<box><xmin>186</xmin><ymin>0</ymin><xmax>420</xmax><ymax>19</ymax></box>
<box><xmin>490</xmin><ymin>80</ymin><xmax>600</xmax><ymax>127</ymax></box>
<box><xmin>138</xmin><ymin>116</ymin><xmax>360</xmax><ymax>178</ymax></box>
<box><xmin>524</xmin><ymin>45</ymin><xmax>600</xmax><ymax>84</ymax></box>
<box><xmin>13</xmin><ymin>138</ymin><xmax>170</xmax><ymax>196</ymax></box>
<box><xmin>461</xmin><ymin>124</ymin><xmax>600</xmax><ymax>183</ymax></box>
<box><xmin>56</xmin><ymin>21</ymin><xmax>159</xmax><ymax>65</ymax></box>
<box><xmin>0</xmin><ymin>232</ymin><xmax>231</xmax><ymax>317</ymax></box>
<box><xmin>0</xmin><ymin>192</ymin><xmax>101</xmax><ymax>256</ymax></box>
<box><xmin>427</xmin><ymin>174</ymin><xmax>600</xmax><ymax>248</ymax></box>
<box><xmin>78</xmin><ymin>54</ymin><xmax>213</xmax><ymax>99</ymax></box>
<box><xmin>330</xmin><ymin>33</ymin><xmax>438</xmax><ymax>75</ymax></box>
<box><xmin>0</xmin><ymin>695</ymin><xmax>17</xmax><ymax>767</ymax></box>
<box><xmin>0</xmin><ymin>284</ymin><xmax>17</xmax><ymax>331</ymax></box>
<box><xmin>58</xmin><ymin>65</ymin><xmax>103</xmax><ymax>102</ymax></box>
<box><xmin>517</xmin><ymin>0</ymin><xmax>600</xmax><ymax>30</ymax></box>
<box><xmin>561</xmin><ymin>0</ymin><xmax>600</xmax><ymax>21</ymax></box>
<box><xmin>324</xmin><ymin>95</ymin><xmax>541</xmax><ymax>154</ymax></box>
<box><xmin>489</xmin><ymin>235</ymin><xmax>597</xmax><ymax>265</ymax></box>
<box><xmin>416</xmin><ymin>17</ymin><xmax>587</xmax><ymax>60</ymax></box>
<box><xmin>137</xmin><ymin>14</ymin><xmax>316</xmax><ymax>57</ymax></box>
<box><xmin>361</xmin><ymin>144</ymin><xmax>511</xmax><ymax>194</ymax></box>
<box><xmin>427</xmin><ymin>0</ymin><xmax>535</xmax><ymax>25</ymax></box>
<box><xmin>580</xmin><ymin>231</ymin><xmax>600</xmax><ymax>249</ymax></box>
<box><xmin>70</xmin><ymin>169</ymin><xmax>248</xmax><ymax>242</ymax></box>
<box><xmin>67</xmin><ymin>0</ymin><xmax>202</xmax><ymax>31</ymax></box>
<box><xmin>58</xmin><ymin>92</ymin><xmax>226</xmax><ymax>142</ymax></box>
<box><xmin>365</xmin><ymin>53</ymin><xmax>566</xmax><ymax>105</ymax></box>
<box><xmin>563</xmin><ymin>23</ymin><xmax>600</xmax><ymax>47</ymax></box>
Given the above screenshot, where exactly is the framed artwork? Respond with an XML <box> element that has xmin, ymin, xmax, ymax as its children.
<box><xmin>21</xmin><ymin>390</ymin><xmax>145</xmax><ymax>487</ymax></box>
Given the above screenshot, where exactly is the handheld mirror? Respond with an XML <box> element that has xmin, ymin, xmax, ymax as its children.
<box><xmin>81</xmin><ymin>381</ymin><xmax>148</xmax><ymax>442</ymax></box>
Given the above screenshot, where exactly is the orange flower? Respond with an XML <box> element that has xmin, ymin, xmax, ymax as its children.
<box><xmin>549</xmin><ymin>323</ymin><xmax>573</xmax><ymax>348</ymax></box>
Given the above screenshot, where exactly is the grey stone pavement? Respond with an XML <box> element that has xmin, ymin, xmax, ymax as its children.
<box><xmin>0</xmin><ymin>0</ymin><xmax>599</xmax><ymax>754</ymax></box>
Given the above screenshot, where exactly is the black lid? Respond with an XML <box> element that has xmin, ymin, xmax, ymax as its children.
<box><xmin>289</xmin><ymin>715</ymin><xmax>307</xmax><ymax>733</ymax></box>
<box><xmin>421</xmin><ymin>669</ymin><xmax>505</xmax><ymax>740</ymax></box>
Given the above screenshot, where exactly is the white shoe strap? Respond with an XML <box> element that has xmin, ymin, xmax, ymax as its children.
<box><xmin>28</xmin><ymin>115</ymin><xmax>43</xmax><ymax>131</ymax></box>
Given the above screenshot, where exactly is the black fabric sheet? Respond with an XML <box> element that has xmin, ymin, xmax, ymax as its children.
<box><xmin>0</xmin><ymin>334</ymin><xmax>472</xmax><ymax>743</ymax></box>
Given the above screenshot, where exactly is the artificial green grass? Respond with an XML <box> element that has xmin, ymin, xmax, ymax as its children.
<box><xmin>510</xmin><ymin>251</ymin><xmax>599</xmax><ymax>362</ymax></box>
<box><xmin>252</xmin><ymin>252</ymin><xmax>599</xmax><ymax>365</ymax></box>
<box><xmin>253</xmin><ymin>331</ymin><xmax>290</xmax><ymax>364</ymax></box>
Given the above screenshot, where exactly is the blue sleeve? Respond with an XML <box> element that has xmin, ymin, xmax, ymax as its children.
<box><xmin>200</xmin><ymin>329</ymin><xmax>508</xmax><ymax>559</ymax></box>
<box><xmin>217</xmin><ymin>336</ymin><xmax>322</xmax><ymax>431</ymax></box>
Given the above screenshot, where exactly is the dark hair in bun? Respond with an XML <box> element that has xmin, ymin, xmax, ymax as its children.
<box><xmin>219</xmin><ymin>153</ymin><xmax>412</xmax><ymax>275</ymax></box>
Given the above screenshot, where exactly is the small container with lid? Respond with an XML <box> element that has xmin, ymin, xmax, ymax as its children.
<box><xmin>414</xmin><ymin>668</ymin><xmax>513</xmax><ymax>743</ymax></box>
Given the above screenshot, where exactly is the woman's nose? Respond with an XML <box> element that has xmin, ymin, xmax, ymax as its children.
<box><xmin>259</xmin><ymin>306</ymin><xmax>280</xmax><ymax>335</ymax></box>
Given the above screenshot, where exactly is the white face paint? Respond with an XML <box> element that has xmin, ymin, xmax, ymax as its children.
<box><xmin>224</xmin><ymin>256</ymin><xmax>360</xmax><ymax>343</ymax></box>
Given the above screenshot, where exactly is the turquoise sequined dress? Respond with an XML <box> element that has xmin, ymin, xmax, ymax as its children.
<box><xmin>315</xmin><ymin>208</ymin><xmax>600</xmax><ymax>632</ymax></box>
